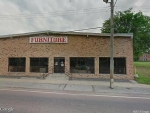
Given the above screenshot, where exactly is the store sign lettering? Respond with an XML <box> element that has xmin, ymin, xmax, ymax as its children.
<box><xmin>29</xmin><ymin>36</ymin><xmax>68</xmax><ymax>43</ymax></box>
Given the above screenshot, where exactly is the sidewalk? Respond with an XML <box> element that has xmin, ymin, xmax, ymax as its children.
<box><xmin>0</xmin><ymin>76</ymin><xmax>150</xmax><ymax>95</ymax></box>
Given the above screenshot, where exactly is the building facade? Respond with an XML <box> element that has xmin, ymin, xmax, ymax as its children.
<box><xmin>0</xmin><ymin>31</ymin><xmax>134</xmax><ymax>79</ymax></box>
<box><xmin>139</xmin><ymin>53</ymin><xmax>150</xmax><ymax>61</ymax></box>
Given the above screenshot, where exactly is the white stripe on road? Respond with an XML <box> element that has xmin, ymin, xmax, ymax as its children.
<box><xmin>0</xmin><ymin>88</ymin><xmax>150</xmax><ymax>100</ymax></box>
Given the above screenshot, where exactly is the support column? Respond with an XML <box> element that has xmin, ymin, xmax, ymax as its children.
<box><xmin>95</xmin><ymin>57</ymin><xmax>99</xmax><ymax>76</ymax></box>
<box><xmin>26</xmin><ymin>57</ymin><xmax>30</xmax><ymax>76</ymax></box>
<box><xmin>49</xmin><ymin>57</ymin><xmax>53</xmax><ymax>74</ymax></box>
<box><xmin>65</xmin><ymin>57</ymin><xmax>69</xmax><ymax>73</ymax></box>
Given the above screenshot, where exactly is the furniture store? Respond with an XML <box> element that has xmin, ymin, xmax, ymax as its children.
<box><xmin>0</xmin><ymin>31</ymin><xmax>134</xmax><ymax>79</ymax></box>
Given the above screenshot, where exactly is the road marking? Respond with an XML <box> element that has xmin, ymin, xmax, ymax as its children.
<box><xmin>0</xmin><ymin>88</ymin><xmax>150</xmax><ymax>100</ymax></box>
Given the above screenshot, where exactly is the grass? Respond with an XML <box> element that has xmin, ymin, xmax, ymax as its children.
<box><xmin>134</xmin><ymin>62</ymin><xmax>150</xmax><ymax>84</ymax></box>
<box><xmin>135</xmin><ymin>74</ymin><xmax>150</xmax><ymax>84</ymax></box>
<box><xmin>134</xmin><ymin>62</ymin><xmax>150</xmax><ymax>67</ymax></box>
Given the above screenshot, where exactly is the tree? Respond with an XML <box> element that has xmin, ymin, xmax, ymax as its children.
<box><xmin>101</xmin><ymin>8</ymin><xmax>150</xmax><ymax>61</ymax></box>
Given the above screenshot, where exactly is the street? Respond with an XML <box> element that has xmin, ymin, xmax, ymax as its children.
<box><xmin>0</xmin><ymin>88</ymin><xmax>150</xmax><ymax>113</ymax></box>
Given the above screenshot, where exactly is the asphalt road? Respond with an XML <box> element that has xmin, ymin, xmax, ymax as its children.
<box><xmin>0</xmin><ymin>88</ymin><xmax>150</xmax><ymax>113</ymax></box>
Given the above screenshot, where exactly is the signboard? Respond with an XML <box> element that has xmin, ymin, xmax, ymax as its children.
<box><xmin>29</xmin><ymin>36</ymin><xmax>68</xmax><ymax>43</ymax></box>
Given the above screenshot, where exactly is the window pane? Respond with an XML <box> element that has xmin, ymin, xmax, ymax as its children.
<box><xmin>17</xmin><ymin>58</ymin><xmax>26</xmax><ymax>72</ymax></box>
<box><xmin>99</xmin><ymin>57</ymin><xmax>126</xmax><ymax>74</ymax></box>
<box><xmin>30</xmin><ymin>58</ymin><xmax>39</xmax><ymax>72</ymax></box>
<box><xmin>39</xmin><ymin>58</ymin><xmax>48</xmax><ymax>73</ymax></box>
<box><xmin>30</xmin><ymin>58</ymin><xmax>48</xmax><ymax>73</ymax></box>
<box><xmin>9</xmin><ymin>58</ymin><xmax>25</xmax><ymax>72</ymax></box>
<box><xmin>30</xmin><ymin>58</ymin><xmax>39</xmax><ymax>66</ymax></box>
<box><xmin>9</xmin><ymin>58</ymin><xmax>17</xmax><ymax>66</ymax></box>
<box><xmin>114</xmin><ymin>58</ymin><xmax>126</xmax><ymax>74</ymax></box>
<box><xmin>99</xmin><ymin>57</ymin><xmax>110</xmax><ymax>74</ymax></box>
<box><xmin>86</xmin><ymin>58</ymin><xmax>95</xmax><ymax>73</ymax></box>
<box><xmin>70</xmin><ymin>57</ymin><xmax>94</xmax><ymax>74</ymax></box>
<box><xmin>40</xmin><ymin>58</ymin><xmax>48</xmax><ymax>66</ymax></box>
<box><xmin>18</xmin><ymin>58</ymin><xmax>25</xmax><ymax>66</ymax></box>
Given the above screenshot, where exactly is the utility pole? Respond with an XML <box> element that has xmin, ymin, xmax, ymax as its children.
<box><xmin>110</xmin><ymin>0</ymin><xmax>114</xmax><ymax>89</ymax></box>
<box><xmin>103</xmin><ymin>0</ymin><xmax>114</xmax><ymax>89</ymax></box>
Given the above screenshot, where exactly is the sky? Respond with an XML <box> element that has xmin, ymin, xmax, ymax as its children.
<box><xmin>0</xmin><ymin>0</ymin><xmax>150</xmax><ymax>36</ymax></box>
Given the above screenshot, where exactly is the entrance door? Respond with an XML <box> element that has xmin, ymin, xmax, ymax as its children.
<box><xmin>54</xmin><ymin>57</ymin><xmax>65</xmax><ymax>73</ymax></box>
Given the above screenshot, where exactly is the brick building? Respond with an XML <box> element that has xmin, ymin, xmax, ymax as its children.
<box><xmin>139</xmin><ymin>53</ymin><xmax>150</xmax><ymax>61</ymax></box>
<box><xmin>0</xmin><ymin>31</ymin><xmax>134</xmax><ymax>79</ymax></box>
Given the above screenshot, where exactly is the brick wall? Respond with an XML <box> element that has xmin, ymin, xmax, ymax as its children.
<box><xmin>0</xmin><ymin>34</ymin><xmax>134</xmax><ymax>79</ymax></box>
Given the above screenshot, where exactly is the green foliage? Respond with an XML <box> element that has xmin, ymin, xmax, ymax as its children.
<box><xmin>101</xmin><ymin>8</ymin><xmax>150</xmax><ymax>61</ymax></box>
<box><xmin>135</xmin><ymin>74</ymin><xmax>150</xmax><ymax>85</ymax></box>
<box><xmin>134</xmin><ymin>62</ymin><xmax>150</xmax><ymax>84</ymax></box>
<box><xmin>134</xmin><ymin>61</ymin><xmax>150</xmax><ymax>77</ymax></box>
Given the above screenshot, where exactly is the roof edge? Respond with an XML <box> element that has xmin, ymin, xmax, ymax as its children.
<box><xmin>0</xmin><ymin>30</ymin><xmax>133</xmax><ymax>39</ymax></box>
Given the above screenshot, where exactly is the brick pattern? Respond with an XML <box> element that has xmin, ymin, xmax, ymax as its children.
<box><xmin>0</xmin><ymin>34</ymin><xmax>134</xmax><ymax>79</ymax></box>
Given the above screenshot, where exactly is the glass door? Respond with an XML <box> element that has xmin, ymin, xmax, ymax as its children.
<box><xmin>54</xmin><ymin>57</ymin><xmax>65</xmax><ymax>73</ymax></box>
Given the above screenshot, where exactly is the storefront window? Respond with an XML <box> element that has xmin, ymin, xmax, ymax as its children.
<box><xmin>114</xmin><ymin>58</ymin><xmax>126</xmax><ymax>74</ymax></box>
<box><xmin>70</xmin><ymin>57</ymin><xmax>94</xmax><ymax>74</ymax></box>
<box><xmin>99</xmin><ymin>57</ymin><xmax>126</xmax><ymax>74</ymax></box>
<box><xmin>99</xmin><ymin>57</ymin><xmax>110</xmax><ymax>74</ymax></box>
<box><xmin>8</xmin><ymin>58</ymin><xmax>26</xmax><ymax>72</ymax></box>
<box><xmin>30</xmin><ymin>58</ymin><xmax>48</xmax><ymax>73</ymax></box>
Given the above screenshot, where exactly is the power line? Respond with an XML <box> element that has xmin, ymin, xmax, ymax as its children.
<box><xmin>115</xmin><ymin>6</ymin><xmax>150</xmax><ymax>10</ymax></box>
<box><xmin>115</xmin><ymin>6</ymin><xmax>150</xmax><ymax>8</ymax></box>
<box><xmin>0</xmin><ymin>10</ymin><xmax>149</xmax><ymax>20</ymax></box>
<box><xmin>0</xmin><ymin>11</ymin><xmax>108</xmax><ymax>20</ymax></box>
<box><xmin>50</xmin><ymin>26</ymin><xmax>103</xmax><ymax>34</ymax></box>
<box><xmin>71</xmin><ymin>26</ymin><xmax>103</xmax><ymax>32</ymax></box>
<box><xmin>0</xmin><ymin>7</ymin><xmax>109</xmax><ymax>17</ymax></box>
<box><xmin>1</xmin><ymin>6</ymin><xmax>150</xmax><ymax>18</ymax></box>
<box><xmin>0</xmin><ymin>6</ymin><xmax>150</xmax><ymax>20</ymax></box>
<box><xmin>0</xmin><ymin>8</ymin><xmax>109</xmax><ymax>20</ymax></box>
<box><xmin>0</xmin><ymin>25</ymin><xmax>104</xmax><ymax>36</ymax></box>
<box><xmin>56</xmin><ymin>25</ymin><xmax>149</xmax><ymax>33</ymax></box>
<box><xmin>0</xmin><ymin>26</ymin><xmax>103</xmax><ymax>36</ymax></box>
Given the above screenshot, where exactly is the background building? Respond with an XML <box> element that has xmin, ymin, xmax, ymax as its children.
<box><xmin>139</xmin><ymin>53</ymin><xmax>150</xmax><ymax>61</ymax></box>
<box><xmin>0</xmin><ymin>31</ymin><xmax>134</xmax><ymax>79</ymax></box>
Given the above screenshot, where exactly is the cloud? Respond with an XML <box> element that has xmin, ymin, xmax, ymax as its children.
<box><xmin>0</xmin><ymin>0</ymin><xmax>150</xmax><ymax>35</ymax></box>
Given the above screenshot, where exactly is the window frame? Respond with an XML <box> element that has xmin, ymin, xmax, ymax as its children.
<box><xmin>70</xmin><ymin>57</ymin><xmax>95</xmax><ymax>74</ymax></box>
<box><xmin>99</xmin><ymin>57</ymin><xmax>126</xmax><ymax>74</ymax></box>
<box><xmin>30</xmin><ymin>57</ymin><xmax>49</xmax><ymax>73</ymax></box>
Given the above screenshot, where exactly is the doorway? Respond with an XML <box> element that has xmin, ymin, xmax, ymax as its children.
<box><xmin>54</xmin><ymin>57</ymin><xmax>65</xmax><ymax>73</ymax></box>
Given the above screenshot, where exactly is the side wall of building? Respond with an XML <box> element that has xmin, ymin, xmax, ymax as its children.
<box><xmin>0</xmin><ymin>34</ymin><xmax>134</xmax><ymax>79</ymax></box>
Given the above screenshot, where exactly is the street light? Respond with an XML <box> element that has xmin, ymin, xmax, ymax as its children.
<box><xmin>103</xmin><ymin>0</ymin><xmax>114</xmax><ymax>89</ymax></box>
